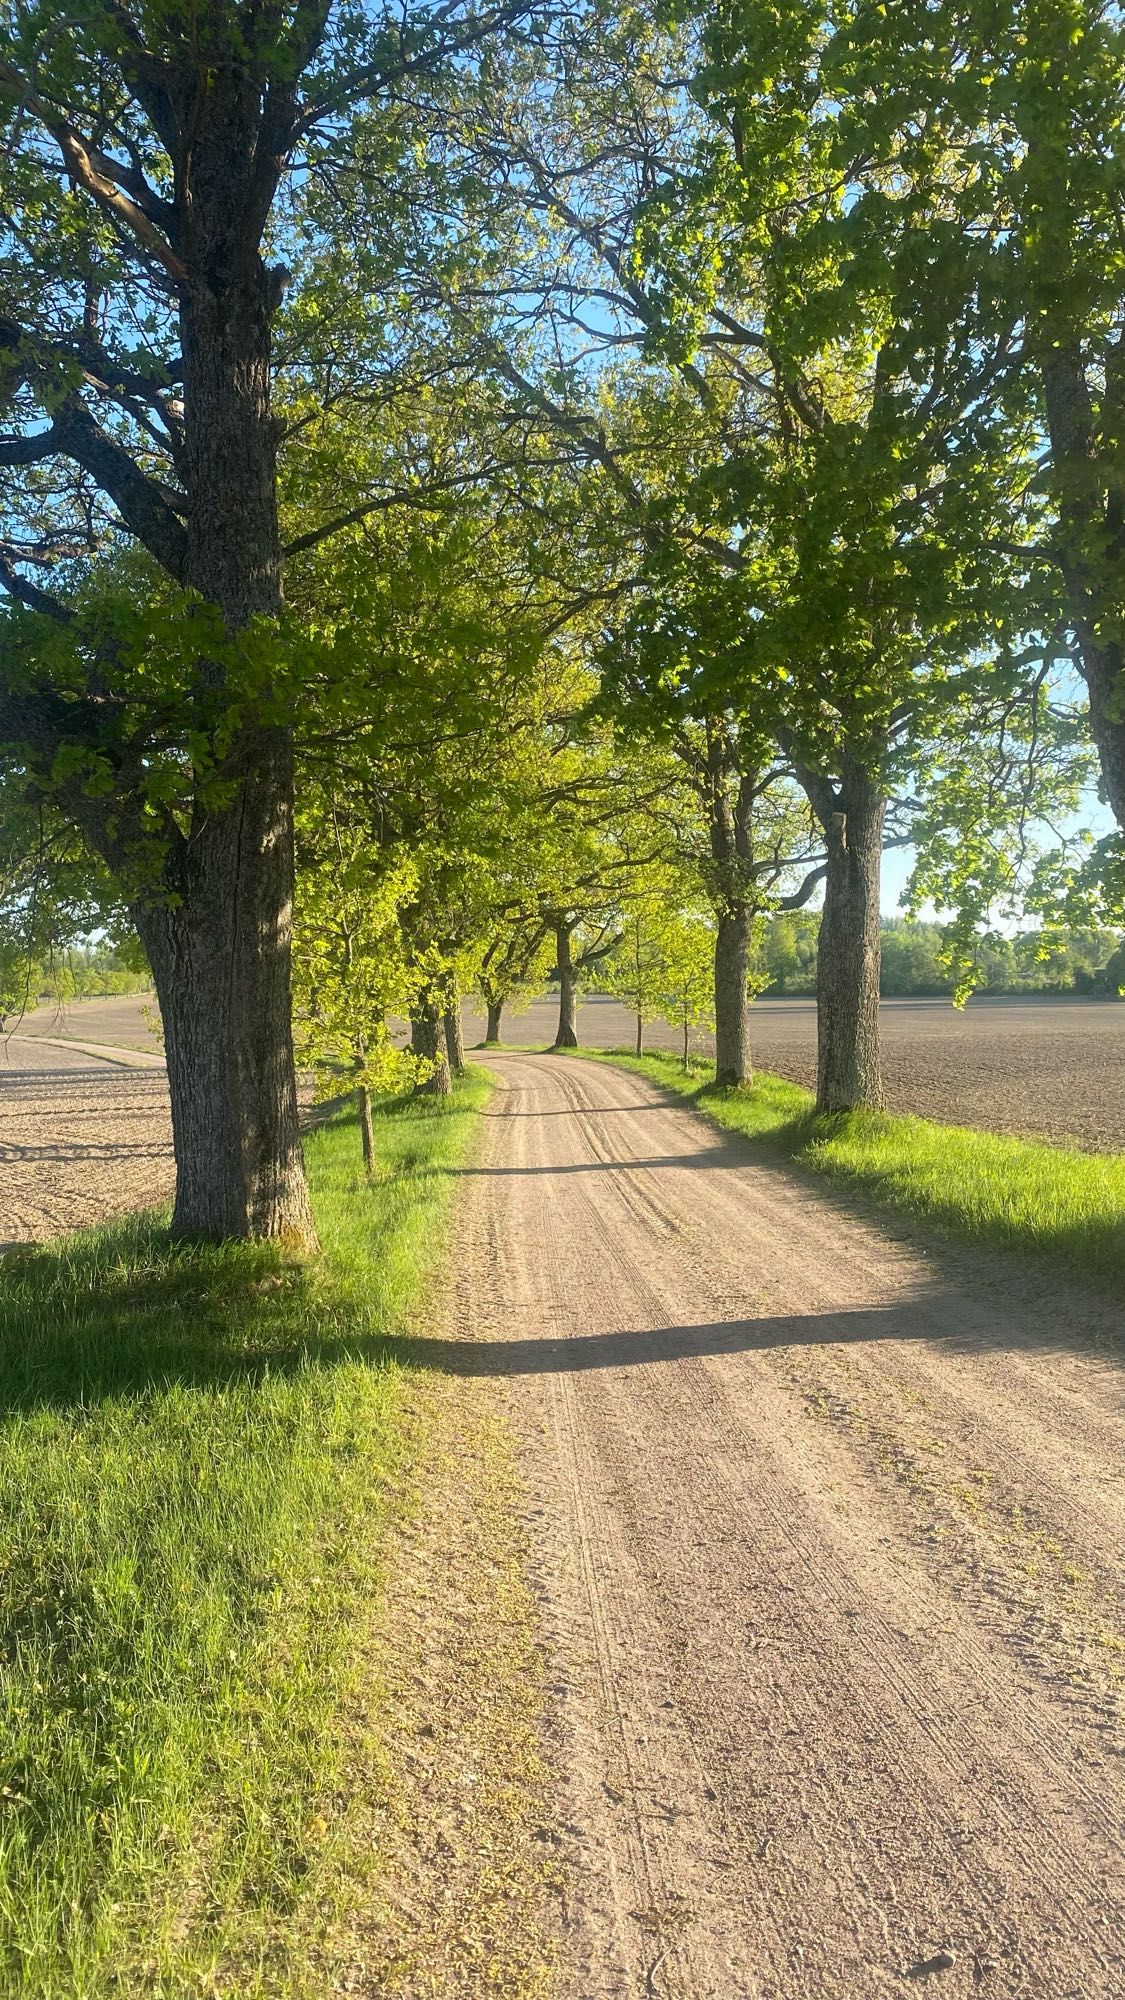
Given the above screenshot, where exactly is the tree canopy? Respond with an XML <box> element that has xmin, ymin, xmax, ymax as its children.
<box><xmin>1</xmin><ymin>0</ymin><xmax>1121</xmax><ymax>1237</ymax></box>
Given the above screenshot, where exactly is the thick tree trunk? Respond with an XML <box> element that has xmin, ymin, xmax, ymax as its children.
<box><xmin>443</xmin><ymin>1000</ymin><xmax>466</xmax><ymax>1075</ymax></box>
<box><xmin>484</xmin><ymin>998</ymin><xmax>503</xmax><ymax>1044</ymax></box>
<box><xmin>713</xmin><ymin>907</ymin><xmax>753</xmax><ymax>1088</ymax></box>
<box><xmin>553</xmin><ymin>923</ymin><xmax>579</xmax><ymax>1048</ymax></box>
<box><xmin>411</xmin><ymin>1002</ymin><xmax>452</xmax><ymax>1097</ymax></box>
<box><xmin>136</xmin><ymin>760</ymin><xmax>315</xmax><ymax>1241</ymax></box>
<box><xmin>814</xmin><ymin>762</ymin><xmax>885</xmax><ymax>1113</ymax></box>
<box><xmin>143</xmin><ymin>249</ymin><xmax>315</xmax><ymax>1241</ymax></box>
<box><xmin>1040</xmin><ymin>345</ymin><xmax>1125</xmax><ymax>828</ymax></box>
<box><xmin>358</xmin><ymin>1083</ymin><xmax>375</xmax><ymax>1178</ymax></box>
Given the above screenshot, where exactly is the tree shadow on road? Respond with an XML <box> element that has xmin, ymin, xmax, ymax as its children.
<box><xmin>401</xmin><ymin>1292</ymin><xmax>1125</xmax><ymax>1377</ymax></box>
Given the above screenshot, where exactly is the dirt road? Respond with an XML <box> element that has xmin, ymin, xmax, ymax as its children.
<box><xmin>463</xmin><ymin>993</ymin><xmax>1125</xmax><ymax>1153</ymax></box>
<box><xmin>446</xmin><ymin>1051</ymin><xmax>1125</xmax><ymax>1999</ymax></box>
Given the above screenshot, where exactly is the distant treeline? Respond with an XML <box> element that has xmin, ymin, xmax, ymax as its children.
<box><xmin>0</xmin><ymin>945</ymin><xmax>150</xmax><ymax>1019</ymax></box>
<box><xmin>756</xmin><ymin>918</ymin><xmax>1125</xmax><ymax>1000</ymax></box>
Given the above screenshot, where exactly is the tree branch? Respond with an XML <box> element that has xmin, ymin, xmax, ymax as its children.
<box><xmin>777</xmin><ymin>863</ymin><xmax>828</xmax><ymax>910</ymax></box>
<box><xmin>0</xmin><ymin>56</ymin><xmax>190</xmax><ymax>286</ymax></box>
<box><xmin>293</xmin><ymin>0</ymin><xmax>535</xmax><ymax>137</ymax></box>
<box><xmin>0</xmin><ymin>556</ymin><xmax>72</xmax><ymax>623</ymax></box>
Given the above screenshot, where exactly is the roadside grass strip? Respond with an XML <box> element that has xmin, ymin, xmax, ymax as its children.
<box><xmin>0</xmin><ymin>1070</ymin><xmax>493</xmax><ymax>1998</ymax></box>
<box><xmin>576</xmin><ymin>1050</ymin><xmax>1125</xmax><ymax>1295</ymax></box>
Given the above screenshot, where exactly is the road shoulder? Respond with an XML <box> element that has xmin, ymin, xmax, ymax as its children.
<box><xmin>324</xmin><ymin>1366</ymin><xmax>558</xmax><ymax>1998</ymax></box>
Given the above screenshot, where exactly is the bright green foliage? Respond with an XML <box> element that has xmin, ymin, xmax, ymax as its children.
<box><xmin>657</xmin><ymin>910</ymin><xmax>717</xmax><ymax>1063</ymax></box>
<box><xmin>292</xmin><ymin>796</ymin><xmax>422</xmax><ymax>1102</ymax></box>
<box><xmin>670</xmin><ymin>0</ymin><xmax>1125</xmax><ymax>830</ymax></box>
<box><xmin>755</xmin><ymin>911</ymin><xmax>820</xmax><ymax>995</ymax></box>
<box><xmin>606</xmin><ymin>894</ymin><xmax>680</xmax><ymax>1042</ymax></box>
<box><xmin>605</xmin><ymin>875</ymin><xmax>719</xmax><ymax>1057</ymax></box>
<box><xmin>477</xmin><ymin>916</ymin><xmax>555</xmax><ymax>1031</ymax></box>
<box><xmin>0</xmin><ymin>786</ymin><xmax>135</xmax><ymax>1018</ymax></box>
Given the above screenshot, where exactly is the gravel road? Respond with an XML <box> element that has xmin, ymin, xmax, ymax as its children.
<box><xmin>464</xmin><ymin>993</ymin><xmax>1125</xmax><ymax>1153</ymax></box>
<box><xmin>446</xmin><ymin>1050</ymin><xmax>1125</xmax><ymax>1999</ymax></box>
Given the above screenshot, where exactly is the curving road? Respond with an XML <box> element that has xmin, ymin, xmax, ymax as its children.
<box><xmin>446</xmin><ymin>1050</ymin><xmax>1125</xmax><ymax>1999</ymax></box>
<box><xmin>462</xmin><ymin>992</ymin><xmax>1125</xmax><ymax>1153</ymax></box>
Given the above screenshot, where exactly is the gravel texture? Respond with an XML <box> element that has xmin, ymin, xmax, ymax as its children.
<box><xmin>444</xmin><ymin>1050</ymin><xmax>1125</xmax><ymax>2000</ymax></box>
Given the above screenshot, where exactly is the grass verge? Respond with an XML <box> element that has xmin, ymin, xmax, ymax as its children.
<box><xmin>572</xmin><ymin>1049</ymin><xmax>1125</xmax><ymax>1295</ymax></box>
<box><xmin>0</xmin><ymin>1069</ymin><xmax>501</xmax><ymax>1998</ymax></box>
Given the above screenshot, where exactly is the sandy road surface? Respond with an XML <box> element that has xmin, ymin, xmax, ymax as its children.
<box><xmin>0</xmin><ymin>1036</ymin><xmax>173</xmax><ymax>1244</ymax></box>
<box><xmin>445</xmin><ymin>1051</ymin><xmax>1125</xmax><ymax>2000</ymax></box>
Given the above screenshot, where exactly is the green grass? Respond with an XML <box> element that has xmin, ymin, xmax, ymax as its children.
<box><xmin>0</xmin><ymin>1070</ymin><xmax>492</xmax><ymax>1998</ymax></box>
<box><xmin>572</xmin><ymin>1048</ymin><xmax>1125</xmax><ymax>1295</ymax></box>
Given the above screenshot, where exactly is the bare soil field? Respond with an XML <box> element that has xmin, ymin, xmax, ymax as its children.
<box><xmin>466</xmin><ymin>992</ymin><xmax>1125</xmax><ymax>1153</ymax></box>
<box><xmin>445</xmin><ymin>1050</ymin><xmax>1125</xmax><ymax>1999</ymax></box>
<box><xmin>0</xmin><ymin>1035</ymin><xmax>173</xmax><ymax>1246</ymax></box>
<box><xmin>6</xmin><ymin>990</ymin><xmax>160</xmax><ymax>1052</ymax></box>
<box><xmin>3</xmin><ymin>988</ymin><xmax>1120</xmax><ymax>1246</ymax></box>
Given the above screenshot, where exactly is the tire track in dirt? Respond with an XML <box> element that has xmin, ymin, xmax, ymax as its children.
<box><xmin>445</xmin><ymin>1052</ymin><xmax>1125</xmax><ymax>2000</ymax></box>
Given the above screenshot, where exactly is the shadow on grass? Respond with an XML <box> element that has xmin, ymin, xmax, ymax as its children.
<box><xmin>646</xmin><ymin>1070</ymin><xmax>1125</xmax><ymax>1300</ymax></box>
<box><xmin>526</xmin><ymin>1046</ymin><xmax>1125</xmax><ymax>1303</ymax></box>
<box><xmin>0</xmin><ymin>1205</ymin><xmax>404</xmax><ymax>1417</ymax></box>
<box><xmin>0</xmin><ymin>1087</ymin><xmax>486</xmax><ymax>1417</ymax></box>
<box><xmin>4</xmin><ymin>1064</ymin><xmax>1121</xmax><ymax>1421</ymax></box>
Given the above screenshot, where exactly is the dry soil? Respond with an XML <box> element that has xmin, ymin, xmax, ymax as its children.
<box><xmin>0</xmin><ymin>1034</ymin><xmax>173</xmax><ymax>1245</ymax></box>
<box><xmin>464</xmin><ymin>993</ymin><xmax>1125</xmax><ymax>1153</ymax></box>
<box><xmin>440</xmin><ymin>1050</ymin><xmax>1125</xmax><ymax>2000</ymax></box>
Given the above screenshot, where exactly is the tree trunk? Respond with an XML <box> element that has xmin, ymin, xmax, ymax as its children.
<box><xmin>713</xmin><ymin>907</ymin><xmax>753</xmax><ymax>1087</ymax></box>
<box><xmin>635</xmin><ymin>1012</ymin><xmax>643</xmax><ymax>1057</ymax></box>
<box><xmin>553</xmin><ymin>922</ymin><xmax>579</xmax><ymax>1048</ymax></box>
<box><xmin>485</xmin><ymin>998</ymin><xmax>504</xmax><ymax>1044</ymax></box>
<box><xmin>358</xmin><ymin>1083</ymin><xmax>375</xmax><ymax>1178</ymax></box>
<box><xmin>682</xmin><ymin>1015</ymin><xmax>689</xmax><ymax>1070</ymax></box>
<box><xmin>136</xmin><ymin>772</ymin><xmax>315</xmax><ymax>1242</ymax></box>
<box><xmin>1040</xmin><ymin>344</ymin><xmax>1125</xmax><ymax>827</ymax></box>
<box><xmin>411</xmin><ymin>1001</ymin><xmax>452</xmax><ymax>1097</ymax></box>
<box><xmin>443</xmin><ymin>1000</ymin><xmax>466</xmax><ymax>1075</ymax></box>
<box><xmin>814</xmin><ymin>761</ymin><xmax>885</xmax><ymax>1113</ymax></box>
<box><xmin>139</xmin><ymin>248</ymin><xmax>315</xmax><ymax>1242</ymax></box>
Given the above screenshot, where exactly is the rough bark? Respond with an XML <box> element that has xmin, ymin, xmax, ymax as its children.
<box><xmin>411</xmin><ymin>1002</ymin><xmax>452</xmax><ymax>1097</ymax></box>
<box><xmin>553</xmin><ymin>922</ymin><xmax>579</xmax><ymax>1048</ymax></box>
<box><xmin>713</xmin><ymin>907</ymin><xmax>753</xmax><ymax>1089</ymax></box>
<box><xmin>136</xmin><ymin>261</ymin><xmax>317</xmax><ymax>1243</ymax></box>
<box><xmin>1040</xmin><ymin>343</ymin><xmax>1125</xmax><ymax>828</ymax></box>
<box><xmin>701</xmin><ymin>725</ymin><xmax>757</xmax><ymax>1088</ymax></box>
<box><xmin>444</xmin><ymin>1000</ymin><xmax>466</xmax><ymax>1075</ymax></box>
<box><xmin>0</xmin><ymin>28</ymin><xmax>403</xmax><ymax>1246</ymax></box>
<box><xmin>485</xmin><ymin>998</ymin><xmax>504</xmax><ymax>1044</ymax></box>
<box><xmin>135</xmin><ymin>755</ymin><xmax>314</xmax><ymax>1242</ymax></box>
<box><xmin>808</xmin><ymin>757</ymin><xmax>885</xmax><ymax>1114</ymax></box>
<box><xmin>358</xmin><ymin>1083</ymin><xmax>375</xmax><ymax>1178</ymax></box>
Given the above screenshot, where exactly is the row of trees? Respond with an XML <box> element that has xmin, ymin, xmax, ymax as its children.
<box><xmin>756</xmin><ymin>917</ymin><xmax>1125</xmax><ymax>1000</ymax></box>
<box><xmin>0</xmin><ymin>0</ymin><xmax>1121</xmax><ymax>1242</ymax></box>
